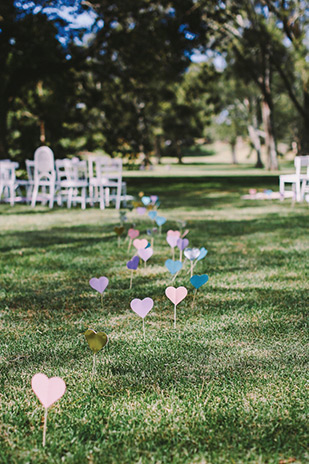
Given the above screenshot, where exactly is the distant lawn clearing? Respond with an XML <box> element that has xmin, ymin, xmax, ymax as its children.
<box><xmin>0</xmin><ymin>174</ymin><xmax>308</xmax><ymax>464</ymax></box>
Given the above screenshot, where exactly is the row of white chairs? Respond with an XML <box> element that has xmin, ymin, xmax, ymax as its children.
<box><xmin>279</xmin><ymin>155</ymin><xmax>309</xmax><ymax>202</ymax></box>
<box><xmin>0</xmin><ymin>146</ymin><xmax>128</xmax><ymax>209</ymax></box>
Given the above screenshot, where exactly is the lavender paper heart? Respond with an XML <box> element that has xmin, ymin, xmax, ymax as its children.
<box><xmin>177</xmin><ymin>238</ymin><xmax>189</xmax><ymax>251</ymax></box>
<box><xmin>130</xmin><ymin>297</ymin><xmax>154</xmax><ymax>318</ymax></box>
<box><xmin>89</xmin><ymin>276</ymin><xmax>109</xmax><ymax>294</ymax></box>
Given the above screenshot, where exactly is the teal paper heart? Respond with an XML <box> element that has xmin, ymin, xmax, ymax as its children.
<box><xmin>190</xmin><ymin>274</ymin><xmax>209</xmax><ymax>289</ymax></box>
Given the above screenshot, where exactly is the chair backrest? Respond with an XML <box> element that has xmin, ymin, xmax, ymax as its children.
<box><xmin>294</xmin><ymin>155</ymin><xmax>309</xmax><ymax>176</ymax></box>
<box><xmin>0</xmin><ymin>161</ymin><xmax>16</xmax><ymax>184</ymax></box>
<box><xmin>34</xmin><ymin>146</ymin><xmax>55</xmax><ymax>181</ymax></box>
<box><xmin>95</xmin><ymin>157</ymin><xmax>122</xmax><ymax>181</ymax></box>
<box><xmin>56</xmin><ymin>159</ymin><xmax>88</xmax><ymax>183</ymax></box>
<box><xmin>26</xmin><ymin>160</ymin><xmax>35</xmax><ymax>181</ymax></box>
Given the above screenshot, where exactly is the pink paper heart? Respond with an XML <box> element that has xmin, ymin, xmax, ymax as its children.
<box><xmin>167</xmin><ymin>235</ymin><xmax>179</xmax><ymax>248</ymax></box>
<box><xmin>138</xmin><ymin>247</ymin><xmax>153</xmax><ymax>262</ymax></box>
<box><xmin>128</xmin><ymin>228</ymin><xmax>140</xmax><ymax>239</ymax></box>
<box><xmin>167</xmin><ymin>230</ymin><xmax>181</xmax><ymax>238</ymax></box>
<box><xmin>165</xmin><ymin>286</ymin><xmax>187</xmax><ymax>305</ymax></box>
<box><xmin>130</xmin><ymin>297</ymin><xmax>154</xmax><ymax>318</ymax></box>
<box><xmin>31</xmin><ymin>373</ymin><xmax>66</xmax><ymax>409</ymax></box>
<box><xmin>133</xmin><ymin>238</ymin><xmax>148</xmax><ymax>250</ymax></box>
<box><xmin>89</xmin><ymin>276</ymin><xmax>109</xmax><ymax>294</ymax></box>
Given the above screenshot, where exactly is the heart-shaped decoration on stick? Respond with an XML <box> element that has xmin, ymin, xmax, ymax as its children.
<box><xmin>136</xmin><ymin>207</ymin><xmax>146</xmax><ymax>215</ymax></box>
<box><xmin>89</xmin><ymin>276</ymin><xmax>109</xmax><ymax>294</ymax></box>
<box><xmin>167</xmin><ymin>230</ymin><xmax>181</xmax><ymax>238</ymax></box>
<box><xmin>89</xmin><ymin>276</ymin><xmax>109</xmax><ymax>309</ymax></box>
<box><xmin>155</xmin><ymin>216</ymin><xmax>166</xmax><ymax>228</ymax></box>
<box><xmin>133</xmin><ymin>238</ymin><xmax>148</xmax><ymax>251</ymax></box>
<box><xmin>177</xmin><ymin>238</ymin><xmax>189</xmax><ymax>262</ymax></box>
<box><xmin>128</xmin><ymin>228</ymin><xmax>140</xmax><ymax>239</ymax></box>
<box><xmin>190</xmin><ymin>274</ymin><xmax>209</xmax><ymax>289</ymax></box>
<box><xmin>126</xmin><ymin>256</ymin><xmax>139</xmax><ymax>288</ymax></box>
<box><xmin>128</xmin><ymin>228</ymin><xmax>139</xmax><ymax>251</ymax></box>
<box><xmin>130</xmin><ymin>297</ymin><xmax>154</xmax><ymax>340</ymax></box>
<box><xmin>32</xmin><ymin>374</ymin><xmax>66</xmax><ymax>409</ymax></box>
<box><xmin>31</xmin><ymin>373</ymin><xmax>66</xmax><ymax>447</ymax></box>
<box><xmin>148</xmin><ymin>210</ymin><xmax>157</xmax><ymax>220</ymax></box>
<box><xmin>165</xmin><ymin>286</ymin><xmax>187</xmax><ymax>329</ymax></box>
<box><xmin>138</xmin><ymin>247</ymin><xmax>153</xmax><ymax>266</ymax></box>
<box><xmin>190</xmin><ymin>274</ymin><xmax>209</xmax><ymax>309</ymax></box>
<box><xmin>165</xmin><ymin>259</ymin><xmax>182</xmax><ymax>276</ymax></box>
<box><xmin>114</xmin><ymin>226</ymin><xmax>124</xmax><ymax>236</ymax></box>
<box><xmin>84</xmin><ymin>329</ymin><xmax>108</xmax><ymax>353</ymax></box>
<box><xmin>142</xmin><ymin>196</ymin><xmax>151</xmax><ymax>206</ymax></box>
<box><xmin>184</xmin><ymin>248</ymin><xmax>201</xmax><ymax>277</ymax></box>
<box><xmin>84</xmin><ymin>329</ymin><xmax>108</xmax><ymax>378</ymax></box>
<box><xmin>197</xmin><ymin>247</ymin><xmax>208</xmax><ymax>261</ymax></box>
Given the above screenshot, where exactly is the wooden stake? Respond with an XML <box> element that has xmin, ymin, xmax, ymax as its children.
<box><xmin>190</xmin><ymin>261</ymin><xmax>194</xmax><ymax>277</ymax></box>
<box><xmin>130</xmin><ymin>270</ymin><xmax>133</xmax><ymax>289</ymax></box>
<box><xmin>43</xmin><ymin>407</ymin><xmax>48</xmax><ymax>447</ymax></box>
<box><xmin>192</xmin><ymin>288</ymin><xmax>197</xmax><ymax>309</ymax></box>
<box><xmin>128</xmin><ymin>238</ymin><xmax>132</xmax><ymax>252</ymax></box>
<box><xmin>143</xmin><ymin>318</ymin><xmax>146</xmax><ymax>340</ymax></box>
<box><xmin>174</xmin><ymin>304</ymin><xmax>177</xmax><ymax>329</ymax></box>
<box><xmin>179</xmin><ymin>249</ymin><xmax>183</xmax><ymax>262</ymax></box>
<box><xmin>92</xmin><ymin>353</ymin><xmax>96</xmax><ymax>378</ymax></box>
<box><xmin>118</xmin><ymin>236</ymin><xmax>121</xmax><ymax>248</ymax></box>
<box><xmin>172</xmin><ymin>248</ymin><xmax>175</xmax><ymax>261</ymax></box>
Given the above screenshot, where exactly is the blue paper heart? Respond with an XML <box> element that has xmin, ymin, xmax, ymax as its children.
<box><xmin>197</xmin><ymin>247</ymin><xmax>208</xmax><ymax>261</ymax></box>
<box><xmin>165</xmin><ymin>259</ymin><xmax>182</xmax><ymax>275</ymax></box>
<box><xmin>145</xmin><ymin>242</ymin><xmax>151</xmax><ymax>249</ymax></box>
<box><xmin>155</xmin><ymin>216</ymin><xmax>166</xmax><ymax>226</ymax></box>
<box><xmin>127</xmin><ymin>256</ymin><xmax>139</xmax><ymax>270</ymax></box>
<box><xmin>142</xmin><ymin>196</ymin><xmax>151</xmax><ymax>206</ymax></box>
<box><xmin>190</xmin><ymin>274</ymin><xmax>209</xmax><ymax>289</ymax></box>
<box><xmin>148</xmin><ymin>211</ymin><xmax>157</xmax><ymax>220</ymax></box>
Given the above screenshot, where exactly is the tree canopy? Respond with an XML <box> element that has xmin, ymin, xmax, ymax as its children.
<box><xmin>1</xmin><ymin>0</ymin><xmax>308</xmax><ymax>168</ymax></box>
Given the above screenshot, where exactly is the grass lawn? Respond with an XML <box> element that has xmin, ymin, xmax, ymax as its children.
<box><xmin>0</xmin><ymin>173</ymin><xmax>308</xmax><ymax>463</ymax></box>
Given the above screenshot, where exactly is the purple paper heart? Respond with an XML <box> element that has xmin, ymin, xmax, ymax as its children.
<box><xmin>177</xmin><ymin>238</ymin><xmax>189</xmax><ymax>251</ymax></box>
<box><xmin>136</xmin><ymin>207</ymin><xmax>146</xmax><ymax>215</ymax></box>
<box><xmin>130</xmin><ymin>297</ymin><xmax>154</xmax><ymax>318</ymax></box>
<box><xmin>127</xmin><ymin>256</ymin><xmax>140</xmax><ymax>270</ymax></box>
<box><xmin>138</xmin><ymin>247</ymin><xmax>153</xmax><ymax>262</ymax></box>
<box><xmin>89</xmin><ymin>276</ymin><xmax>109</xmax><ymax>294</ymax></box>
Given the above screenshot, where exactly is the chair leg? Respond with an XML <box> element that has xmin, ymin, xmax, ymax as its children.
<box><xmin>99</xmin><ymin>186</ymin><xmax>105</xmax><ymax>210</ymax></box>
<box><xmin>31</xmin><ymin>184</ymin><xmax>39</xmax><ymax>207</ymax></box>
<box><xmin>67</xmin><ymin>188</ymin><xmax>73</xmax><ymax>208</ymax></box>
<box><xmin>81</xmin><ymin>187</ymin><xmax>86</xmax><ymax>210</ymax></box>
<box><xmin>49</xmin><ymin>184</ymin><xmax>55</xmax><ymax>208</ymax></box>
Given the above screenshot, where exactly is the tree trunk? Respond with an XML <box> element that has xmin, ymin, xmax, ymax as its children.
<box><xmin>300</xmin><ymin>90</ymin><xmax>309</xmax><ymax>154</ymax></box>
<box><xmin>154</xmin><ymin>135</ymin><xmax>162</xmax><ymax>164</ymax></box>
<box><xmin>0</xmin><ymin>98</ymin><xmax>8</xmax><ymax>159</ymax></box>
<box><xmin>261</xmin><ymin>98</ymin><xmax>278</xmax><ymax>170</ymax></box>
<box><xmin>230</xmin><ymin>140</ymin><xmax>238</xmax><ymax>164</ymax></box>
<box><xmin>248</xmin><ymin>123</ymin><xmax>263</xmax><ymax>168</ymax></box>
<box><xmin>176</xmin><ymin>141</ymin><xmax>183</xmax><ymax>164</ymax></box>
<box><xmin>40</xmin><ymin>120</ymin><xmax>46</xmax><ymax>143</ymax></box>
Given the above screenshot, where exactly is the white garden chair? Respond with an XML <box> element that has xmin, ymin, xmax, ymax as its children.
<box><xmin>55</xmin><ymin>159</ymin><xmax>88</xmax><ymax>209</ymax></box>
<box><xmin>31</xmin><ymin>146</ymin><xmax>56</xmax><ymax>208</ymax></box>
<box><xmin>0</xmin><ymin>161</ymin><xmax>19</xmax><ymax>205</ymax></box>
<box><xmin>279</xmin><ymin>155</ymin><xmax>309</xmax><ymax>202</ymax></box>
<box><xmin>88</xmin><ymin>156</ymin><xmax>126</xmax><ymax>209</ymax></box>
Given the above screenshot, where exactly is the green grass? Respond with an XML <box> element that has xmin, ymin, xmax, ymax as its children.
<box><xmin>0</xmin><ymin>175</ymin><xmax>308</xmax><ymax>464</ymax></box>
